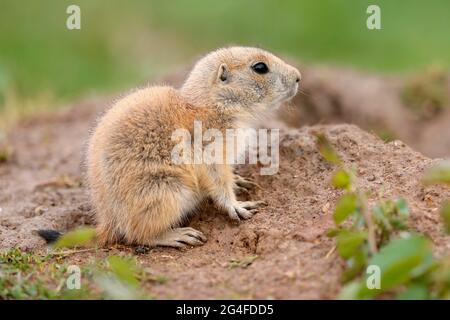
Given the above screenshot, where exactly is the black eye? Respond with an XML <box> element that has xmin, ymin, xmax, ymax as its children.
<box><xmin>251</xmin><ymin>62</ymin><xmax>269</xmax><ymax>74</ymax></box>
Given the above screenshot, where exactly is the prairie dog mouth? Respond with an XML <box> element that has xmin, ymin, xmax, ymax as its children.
<box><xmin>268</xmin><ymin>86</ymin><xmax>298</xmax><ymax>109</ymax></box>
<box><xmin>283</xmin><ymin>83</ymin><xmax>299</xmax><ymax>101</ymax></box>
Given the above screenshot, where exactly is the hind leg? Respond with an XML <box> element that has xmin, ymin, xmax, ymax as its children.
<box><xmin>114</xmin><ymin>181</ymin><xmax>207</xmax><ymax>249</ymax></box>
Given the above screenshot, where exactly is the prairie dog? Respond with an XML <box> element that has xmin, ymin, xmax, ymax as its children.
<box><xmin>86</xmin><ymin>47</ymin><xmax>300</xmax><ymax>248</ymax></box>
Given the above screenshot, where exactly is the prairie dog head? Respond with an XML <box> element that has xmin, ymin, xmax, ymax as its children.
<box><xmin>181</xmin><ymin>47</ymin><xmax>301</xmax><ymax>117</ymax></box>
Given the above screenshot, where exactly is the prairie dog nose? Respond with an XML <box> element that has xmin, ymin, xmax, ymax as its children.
<box><xmin>294</xmin><ymin>69</ymin><xmax>301</xmax><ymax>83</ymax></box>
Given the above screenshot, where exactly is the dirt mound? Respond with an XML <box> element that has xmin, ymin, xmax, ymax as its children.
<box><xmin>0</xmin><ymin>99</ymin><xmax>449</xmax><ymax>298</ymax></box>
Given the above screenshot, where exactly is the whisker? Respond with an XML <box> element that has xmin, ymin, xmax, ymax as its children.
<box><xmin>297</xmin><ymin>89</ymin><xmax>310</xmax><ymax>97</ymax></box>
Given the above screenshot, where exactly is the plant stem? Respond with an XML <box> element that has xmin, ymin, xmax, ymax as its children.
<box><xmin>359</xmin><ymin>191</ymin><xmax>377</xmax><ymax>254</ymax></box>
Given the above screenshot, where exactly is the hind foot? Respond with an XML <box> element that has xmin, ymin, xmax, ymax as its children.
<box><xmin>152</xmin><ymin>227</ymin><xmax>207</xmax><ymax>248</ymax></box>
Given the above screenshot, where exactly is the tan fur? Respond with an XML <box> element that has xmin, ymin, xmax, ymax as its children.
<box><xmin>86</xmin><ymin>47</ymin><xmax>300</xmax><ymax>248</ymax></box>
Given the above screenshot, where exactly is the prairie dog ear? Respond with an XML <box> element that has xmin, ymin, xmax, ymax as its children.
<box><xmin>217</xmin><ymin>63</ymin><xmax>229</xmax><ymax>82</ymax></box>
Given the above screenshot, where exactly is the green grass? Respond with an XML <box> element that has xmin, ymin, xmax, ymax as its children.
<box><xmin>0</xmin><ymin>247</ymin><xmax>160</xmax><ymax>300</ymax></box>
<box><xmin>0</xmin><ymin>0</ymin><xmax>186</xmax><ymax>101</ymax></box>
<box><xmin>0</xmin><ymin>0</ymin><xmax>449</xmax><ymax>122</ymax></box>
<box><xmin>146</xmin><ymin>0</ymin><xmax>450</xmax><ymax>72</ymax></box>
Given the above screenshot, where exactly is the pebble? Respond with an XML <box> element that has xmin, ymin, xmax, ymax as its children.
<box><xmin>134</xmin><ymin>245</ymin><xmax>150</xmax><ymax>255</ymax></box>
<box><xmin>34</xmin><ymin>206</ymin><xmax>48</xmax><ymax>215</ymax></box>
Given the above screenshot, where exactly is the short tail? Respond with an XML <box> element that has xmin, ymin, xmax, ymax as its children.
<box><xmin>37</xmin><ymin>229</ymin><xmax>64</xmax><ymax>244</ymax></box>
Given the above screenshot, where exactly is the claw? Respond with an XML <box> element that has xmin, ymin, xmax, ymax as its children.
<box><xmin>234</xmin><ymin>174</ymin><xmax>261</xmax><ymax>190</ymax></box>
<box><xmin>227</xmin><ymin>200</ymin><xmax>266</xmax><ymax>222</ymax></box>
<box><xmin>228</xmin><ymin>208</ymin><xmax>241</xmax><ymax>222</ymax></box>
<box><xmin>238</xmin><ymin>200</ymin><xmax>268</xmax><ymax>210</ymax></box>
<box><xmin>235</xmin><ymin>206</ymin><xmax>253</xmax><ymax>219</ymax></box>
<box><xmin>234</xmin><ymin>185</ymin><xmax>250</xmax><ymax>196</ymax></box>
<box><xmin>152</xmin><ymin>227</ymin><xmax>207</xmax><ymax>248</ymax></box>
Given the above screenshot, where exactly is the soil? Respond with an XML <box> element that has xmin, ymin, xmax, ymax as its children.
<box><xmin>1</xmin><ymin>66</ymin><xmax>450</xmax><ymax>299</ymax></box>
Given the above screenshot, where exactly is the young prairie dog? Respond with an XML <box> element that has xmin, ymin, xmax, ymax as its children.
<box><xmin>85</xmin><ymin>47</ymin><xmax>300</xmax><ymax>248</ymax></box>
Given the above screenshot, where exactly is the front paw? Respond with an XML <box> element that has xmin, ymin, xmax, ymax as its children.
<box><xmin>227</xmin><ymin>200</ymin><xmax>268</xmax><ymax>221</ymax></box>
<box><xmin>234</xmin><ymin>174</ymin><xmax>260</xmax><ymax>190</ymax></box>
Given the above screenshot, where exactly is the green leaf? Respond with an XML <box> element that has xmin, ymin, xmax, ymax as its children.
<box><xmin>372</xmin><ymin>205</ymin><xmax>392</xmax><ymax>231</ymax></box>
<box><xmin>95</xmin><ymin>274</ymin><xmax>139</xmax><ymax>300</ymax></box>
<box><xmin>332</xmin><ymin>170</ymin><xmax>351</xmax><ymax>189</ymax></box>
<box><xmin>337</xmin><ymin>281</ymin><xmax>363</xmax><ymax>300</ymax></box>
<box><xmin>423</xmin><ymin>162</ymin><xmax>450</xmax><ymax>185</ymax></box>
<box><xmin>336</xmin><ymin>230</ymin><xmax>367</xmax><ymax>259</ymax></box>
<box><xmin>315</xmin><ymin>133</ymin><xmax>341</xmax><ymax>165</ymax></box>
<box><xmin>359</xmin><ymin>235</ymin><xmax>433</xmax><ymax>298</ymax></box>
<box><xmin>55</xmin><ymin>227</ymin><xmax>96</xmax><ymax>248</ymax></box>
<box><xmin>373</xmin><ymin>198</ymin><xmax>410</xmax><ymax>243</ymax></box>
<box><xmin>441</xmin><ymin>201</ymin><xmax>450</xmax><ymax>234</ymax></box>
<box><xmin>431</xmin><ymin>257</ymin><xmax>450</xmax><ymax>299</ymax></box>
<box><xmin>341</xmin><ymin>249</ymin><xmax>368</xmax><ymax>283</ymax></box>
<box><xmin>326</xmin><ymin>228</ymin><xmax>341</xmax><ymax>238</ymax></box>
<box><xmin>107</xmin><ymin>256</ymin><xmax>139</xmax><ymax>287</ymax></box>
<box><xmin>334</xmin><ymin>194</ymin><xmax>358</xmax><ymax>225</ymax></box>
<box><xmin>396</xmin><ymin>284</ymin><xmax>428</xmax><ymax>300</ymax></box>
<box><xmin>395</xmin><ymin>198</ymin><xmax>410</xmax><ymax>217</ymax></box>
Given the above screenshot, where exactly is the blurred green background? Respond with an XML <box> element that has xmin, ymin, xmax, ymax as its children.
<box><xmin>0</xmin><ymin>0</ymin><xmax>449</xmax><ymax>124</ymax></box>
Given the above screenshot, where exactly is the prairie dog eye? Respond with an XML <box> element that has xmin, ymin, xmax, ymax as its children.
<box><xmin>251</xmin><ymin>62</ymin><xmax>269</xmax><ymax>74</ymax></box>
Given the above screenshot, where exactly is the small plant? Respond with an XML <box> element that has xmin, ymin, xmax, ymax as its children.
<box><xmin>0</xmin><ymin>247</ymin><xmax>48</xmax><ymax>271</ymax></box>
<box><xmin>54</xmin><ymin>227</ymin><xmax>96</xmax><ymax>249</ymax></box>
<box><xmin>374</xmin><ymin>128</ymin><xmax>396</xmax><ymax>143</ymax></box>
<box><xmin>53</xmin><ymin>227</ymin><xmax>152</xmax><ymax>299</ymax></box>
<box><xmin>423</xmin><ymin>161</ymin><xmax>450</xmax><ymax>237</ymax></box>
<box><xmin>94</xmin><ymin>255</ymin><xmax>149</xmax><ymax>300</ymax></box>
<box><xmin>315</xmin><ymin>132</ymin><xmax>450</xmax><ymax>299</ymax></box>
<box><xmin>0</xmin><ymin>132</ymin><xmax>13</xmax><ymax>163</ymax></box>
<box><xmin>0</xmin><ymin>228</ymin><xmax>162</xmax><ymax>300</ymax></box>
<box><xmin>0</xmin><ymin>248</ymin><xmax>56</xmax><ymax>299</ymax></box>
